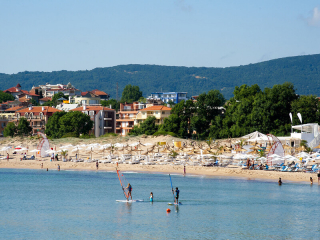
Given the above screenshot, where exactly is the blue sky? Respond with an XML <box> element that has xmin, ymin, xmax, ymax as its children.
<box><xmin>1</xmin><ymin>0</ymin><xmax>320</xmax><ymax>74</ymax></box>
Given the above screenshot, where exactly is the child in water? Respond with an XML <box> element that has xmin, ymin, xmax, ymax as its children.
<box><xmin>150</xmin><ymin>192</ymin><xmax>153</xmax><ymax>202</ymax></box>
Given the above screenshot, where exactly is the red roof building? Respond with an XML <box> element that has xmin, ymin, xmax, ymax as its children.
<box><xmin>11</xmin><ymin>106</ymin><xmax>62</xmax><ymax>135</ymax></box>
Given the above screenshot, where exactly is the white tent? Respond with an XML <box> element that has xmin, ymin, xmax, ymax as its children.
<box><xmin>241</xmin><ymin>131</ymin><xmax>269</xmax><ymax>142</ymax></box>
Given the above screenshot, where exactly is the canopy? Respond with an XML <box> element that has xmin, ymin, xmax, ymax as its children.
<box><xmin>241</xmin><ymin>131</ymin><xmax>269</xmax><ymax>142</ymax></box>
<box><xmin>292</xmin><ymin>123</ymin><xmax>318</xmax><ymax>133</ymax></box>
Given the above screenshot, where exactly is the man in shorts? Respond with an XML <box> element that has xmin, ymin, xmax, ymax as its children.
<box><xmin>317</xmin><ymin>170</ymin><xmax>320</xmax><ymax>184</ymax></box>
<box><xmin>173</xmin><ymin>187</ymin><xmax>180</xmax><ymax>204</ymax></box>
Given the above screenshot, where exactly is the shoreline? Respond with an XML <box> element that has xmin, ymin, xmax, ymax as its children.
<box><xmin>1</xmin><ymin>160</ymin><xmax>317</xmax><ymax>184</ymax></box>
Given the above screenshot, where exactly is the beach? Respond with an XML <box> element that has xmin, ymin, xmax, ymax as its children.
<box><xmin>0</xmin><ymin>135</ymin><xmax>317</xmax><ymax>183</ymax></box>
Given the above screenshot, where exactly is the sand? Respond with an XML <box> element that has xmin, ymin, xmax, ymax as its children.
<box><xmin>0</xmin><ymin>135</ymin><xmax>317</xmax><ymax>184</ymax></box>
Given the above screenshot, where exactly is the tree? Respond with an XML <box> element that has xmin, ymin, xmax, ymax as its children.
<box><xmin>30</xmin><ymin>98</ymin><xmax>39</xmax><ymax>106</ymax></box>
<box><xmin>45</xmin><ymin>111</ymin><xmax>68</xmax><ymax>138</ymax></box>
<box><xmin>58</xmin><ymin>111</ymin><xmax>93</xmax><ymax>137</ymax></box>
<box><xmin>129</xmin><ymin>116</ymin><xmax>158</xmax><ymax>136</ymax></box>
<box><xmin>0</xmin><ymin>91</ymin><xmax>15</xmax><ymax>103</ymax></box>
<box><xmin>16</xmin><ymin>117</ymin><xmax>32</xmax><ymax>136</ymax></box>
<box><xmin>42</xmin><ymin>92</ymin><xmax>67</xmax><ymax>107</ymax></box>
<box><xmin>101</xmin><ymin>99</ymin><xmax>120</xmax><ymax>111</ymax></box>
<box><xmin>3</xmin><ymin>122</ymin><xmax>16</xmax><ymax>137</ymax></box>
<box><xmin>290</xmin><ymin>95</ymin><xmax>320</xmax><ymax>125</ymax></box>
<box><xmin>121</xmin><ymin>84</ymin><xmax>143</xmax><ymax>103</ymax></box>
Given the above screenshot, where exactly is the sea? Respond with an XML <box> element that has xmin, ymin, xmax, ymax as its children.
<box><xmin>1</xmin><ymin>168</ymin><xmax>320</xmax><ymax>240</ymax></box>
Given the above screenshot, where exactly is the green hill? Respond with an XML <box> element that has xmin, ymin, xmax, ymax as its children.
<box><xmin>1</xmin><ymin>54</ymin><xmax>320</xmax><ymax>99</ymax></box>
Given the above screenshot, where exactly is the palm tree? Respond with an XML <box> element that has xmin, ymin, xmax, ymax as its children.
<box><xmin>61</xmin><ymin>150</ymin><xmax>68</xmax><ymax>161</ymax></box>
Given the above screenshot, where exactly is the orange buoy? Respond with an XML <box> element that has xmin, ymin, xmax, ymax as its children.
<box><xmin>166</xmin><ymin>208</ymin><xmax>171</xmax><ymax>213</ymax></box>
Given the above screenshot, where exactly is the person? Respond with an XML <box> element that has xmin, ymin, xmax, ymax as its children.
<box><xmin>7</xmin><ymin>153</ymin><xmax>9</xmax><ymax>161</ymax></box>
<box><xmin>172</xmin><ymin>187</ymin><xmax>180</xmax><ymax>204</ymax></box>
<box><xmin>55</xmin><ymin>154</ymin><xmax>58</xmax><ymax>161</ymax></box>
<box><xmin>41</xmin><ymin>163</ymin><xmax>43</xmax><ymax>169</ymax></box>
<box><xmin>57</xmin><ymin>164</ymin><xmax>60</xmax><ymax>171</ymax></box>
<box><xmin>96</xmin><ymin>161</ymin><xmax>99</xmax><ymax>170</ymax></box>
<box><xmin>150</xmin><ymin>192</ymin><xmax>153</xmax><ymax>202</ymax></box>
<box><xmin>75</xmin><ymin>153</ymin><xmax>78</xmax><ymax>160</ymax></box>
<box><xmin>317</xmin><ymin>170</ymin><xmax>320</xmax><ymax>184</ymax></box>
<box><xmin>265</xmin><ymin>164</ymin><xmax>269</xmax><ymax>170</ymax></box>
<box><xmin>126</xmin><ymin>183</ymin><xmax>132</xmax><ymax>200</ymax></box>
<box><xmin>278</xmin><ymin>177</ymin><xmax>282</xmax><ymax>186</ymax></box>
<box><xmin>310</xmin><ymin>177</ymin><xmax>313</xmax><ymax>185</ymax></box>
<box><xmin>46</xmin><ymin>168</ymin><xmax>48</xmax><ymax>171</ymax></box>
<box><xmin>51</xmin><ymin>153</ymin><xmax>54</xmax><ymax>161</ymax></box>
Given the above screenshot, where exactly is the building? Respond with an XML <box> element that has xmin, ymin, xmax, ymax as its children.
<box><xmin>4</xmin><ymin>84</ymin><xmax>40</xmax><ymax>103</ymax></box>
<box><xmin>0</xmin><ymin>112</ymin><xmax>16</xmax><ymax>136</ymax></box>
<box><xmin>11</xmin><ymin>106</ymin><xmax>61</xmax><ymax>135</ymax></box>
<box><xmin>31</xmin><ymin>83</ymin><xmax>81</xmax><ymax>98</ymax></box>
<box><xmin>56</xmin><ymin>103</ymin><xmax>79</xmax><ymax>112</ymax></box>
<box><xmin>135</xmin><ymin>105</ymin><xmax>171</xmax><ymax>126</ymax></box>
<box><xmin>39</xmin><ymin>97</ymin><xmax>52</xmax><ymax>105</ymax></box>
<box><xmin>89</xmin><ymin>89</ymin><xmax>110</xmax><ymax>100</ymax></box>
<box><xmin>69</xmin><ymin>91</ymin><xmax>102</xmax><ymax>105</ymax></box>
<box><xmin>147</xmin><ymin>92</ymin><xmax>188</xmax><ymax>104</ymax></box>
<box><xmin>116</xmin><ymin>102</ymin><xmax>146</xmax><ymax>136</ymax></box>
<box><xmin>71</xmin><ymin>106</ymin><xmax>116</xmax><ymax>137</ymax></box>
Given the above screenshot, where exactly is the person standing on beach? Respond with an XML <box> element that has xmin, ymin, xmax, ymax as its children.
<box><xmin>318</xmin><ymin>171</ymin><xmax>320</xmax><ymax>184</ymax></box>
<box><xmin>126</xmin><ymin>183</ymin><xmax>132</xmax><ymax>200</ymax></box>
<box><xmin>7</xmin><ymin>153</ymin><xmax>9</xmax><ymax>161</ymax></box>
<box><xmin>278</xmin><ymin>178</ymin><xmax>282</xmax><ymax>186</ymax></box>
<box><xmin>310</xmin><ymin>177</ymin><xmax>313</xmax><ymax>185</ymax></box>
<box><xmin>184</xmin><ymin>165</ymin><xmax>186</xmax><ymax>175</ymax></box>
<box><xmin>96</xmin><ymin>161</ymin><xmax>99</xmax><ymax>170</ymax></box>
<box><xmin>57</xmin><ymin>164</ymin><xmax>60</xmax><ymax>171</ymax></box>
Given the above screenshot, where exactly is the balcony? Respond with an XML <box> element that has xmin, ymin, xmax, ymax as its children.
<box><xmin>104</xmin><ymin>126</ymin><xmax>112</xmax><ymax>129</ymax></box>
<box><xmin>104</xmin><ymin>118</ymin><xmax>112</xmax><ymax>120</ymax></box>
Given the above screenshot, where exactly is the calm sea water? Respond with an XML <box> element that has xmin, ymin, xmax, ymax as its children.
<box><xmin>1</xmin><ymin>168</ymin><xmax>320</xmax><ymax>239</ymax></box>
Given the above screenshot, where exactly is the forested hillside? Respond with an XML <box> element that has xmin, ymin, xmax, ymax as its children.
<box><xmin>0</xmin><ymin>54</ymin><xmax>319</xmax><ymax>99</ymax></box>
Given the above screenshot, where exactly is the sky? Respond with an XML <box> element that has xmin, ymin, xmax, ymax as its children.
<box><xmin>1</xmin><ymin>0</ymin><xmax>320</xmax><ymax>74</ymax></box>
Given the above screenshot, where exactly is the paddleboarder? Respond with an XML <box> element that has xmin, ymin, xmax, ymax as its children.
<box><xmin>126</xmin><ymin>183</ymin><xmax>132</xmax><ymax>200</ymax></box>
<box><xmin>172</xmin><ymin>187</ymin><xmax>180</xmax><ymax>204</ymax></box>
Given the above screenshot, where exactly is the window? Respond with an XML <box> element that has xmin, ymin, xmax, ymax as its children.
<box><xmin>162</xmin><ymin>111</ymin><xmax>165</xmax><ymax>114</ymax></box>
<box><xmin>25</xmin><ymin>113</ymin><xmax>28</xmax><ymax>118</ymax></box>
<box><xmin>89</xmin><ymin>111</ymin><xmax>95</xmax><ymax>116</ymax></box>
<box><xmin>155</xmin><ymin>111</ymin><xmax>159</xmax><ymax>114</ymax></box>
<box><xmin>40</xmin><ymin>112</ymin><xmax>44</xmax><ymax>119</ymax></box>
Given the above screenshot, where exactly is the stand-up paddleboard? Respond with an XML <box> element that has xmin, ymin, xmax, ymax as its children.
<box><xmin>116</xmin><ymin>170</ymin><xmax>143</xmax><ymax>202</ymax></box>
<box><xmin>116</xmin><ymin>199</ymin><xmax>144</xmax><ymax>203</ymax></box>
<box><xmin>168</xmin><ymin>202</ymin><xmax>182</xmax><ymax>205</ymax></box>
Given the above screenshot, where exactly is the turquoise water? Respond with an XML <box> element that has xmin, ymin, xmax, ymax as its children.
<box><xmin>1</xmin><ymin>169</ymin><xmax>320</xmax><ymax>239</ymax></box>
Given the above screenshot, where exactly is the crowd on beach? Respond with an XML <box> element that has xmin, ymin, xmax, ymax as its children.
<box><xmin>2</xmin><ymin>136</ymin><xmax>320</xmax><ymax>185</ymax></box>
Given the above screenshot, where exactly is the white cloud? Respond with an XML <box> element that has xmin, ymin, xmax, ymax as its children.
<box><xmin>307</xmin><ymin>7</ymin><xmax>320</xmax><ymax>26</ymax></box>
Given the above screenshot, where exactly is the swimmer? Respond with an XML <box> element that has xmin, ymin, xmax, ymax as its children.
<box><xmin>278</xmin><ymin>177</ymin><xmax>282</xmax><ymax>186</ymax></box>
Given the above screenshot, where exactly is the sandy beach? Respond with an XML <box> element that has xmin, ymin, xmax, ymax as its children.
<box><xmin>0</xmin><ymin>135</ymin><xmax>318</xmax><ymax>183</ymax></box>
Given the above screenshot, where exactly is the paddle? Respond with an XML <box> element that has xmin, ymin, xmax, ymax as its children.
<box><xmin>169</xmin><ymin>174</ymin><xmax>175</xmax><ymax>203</ymax></box>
